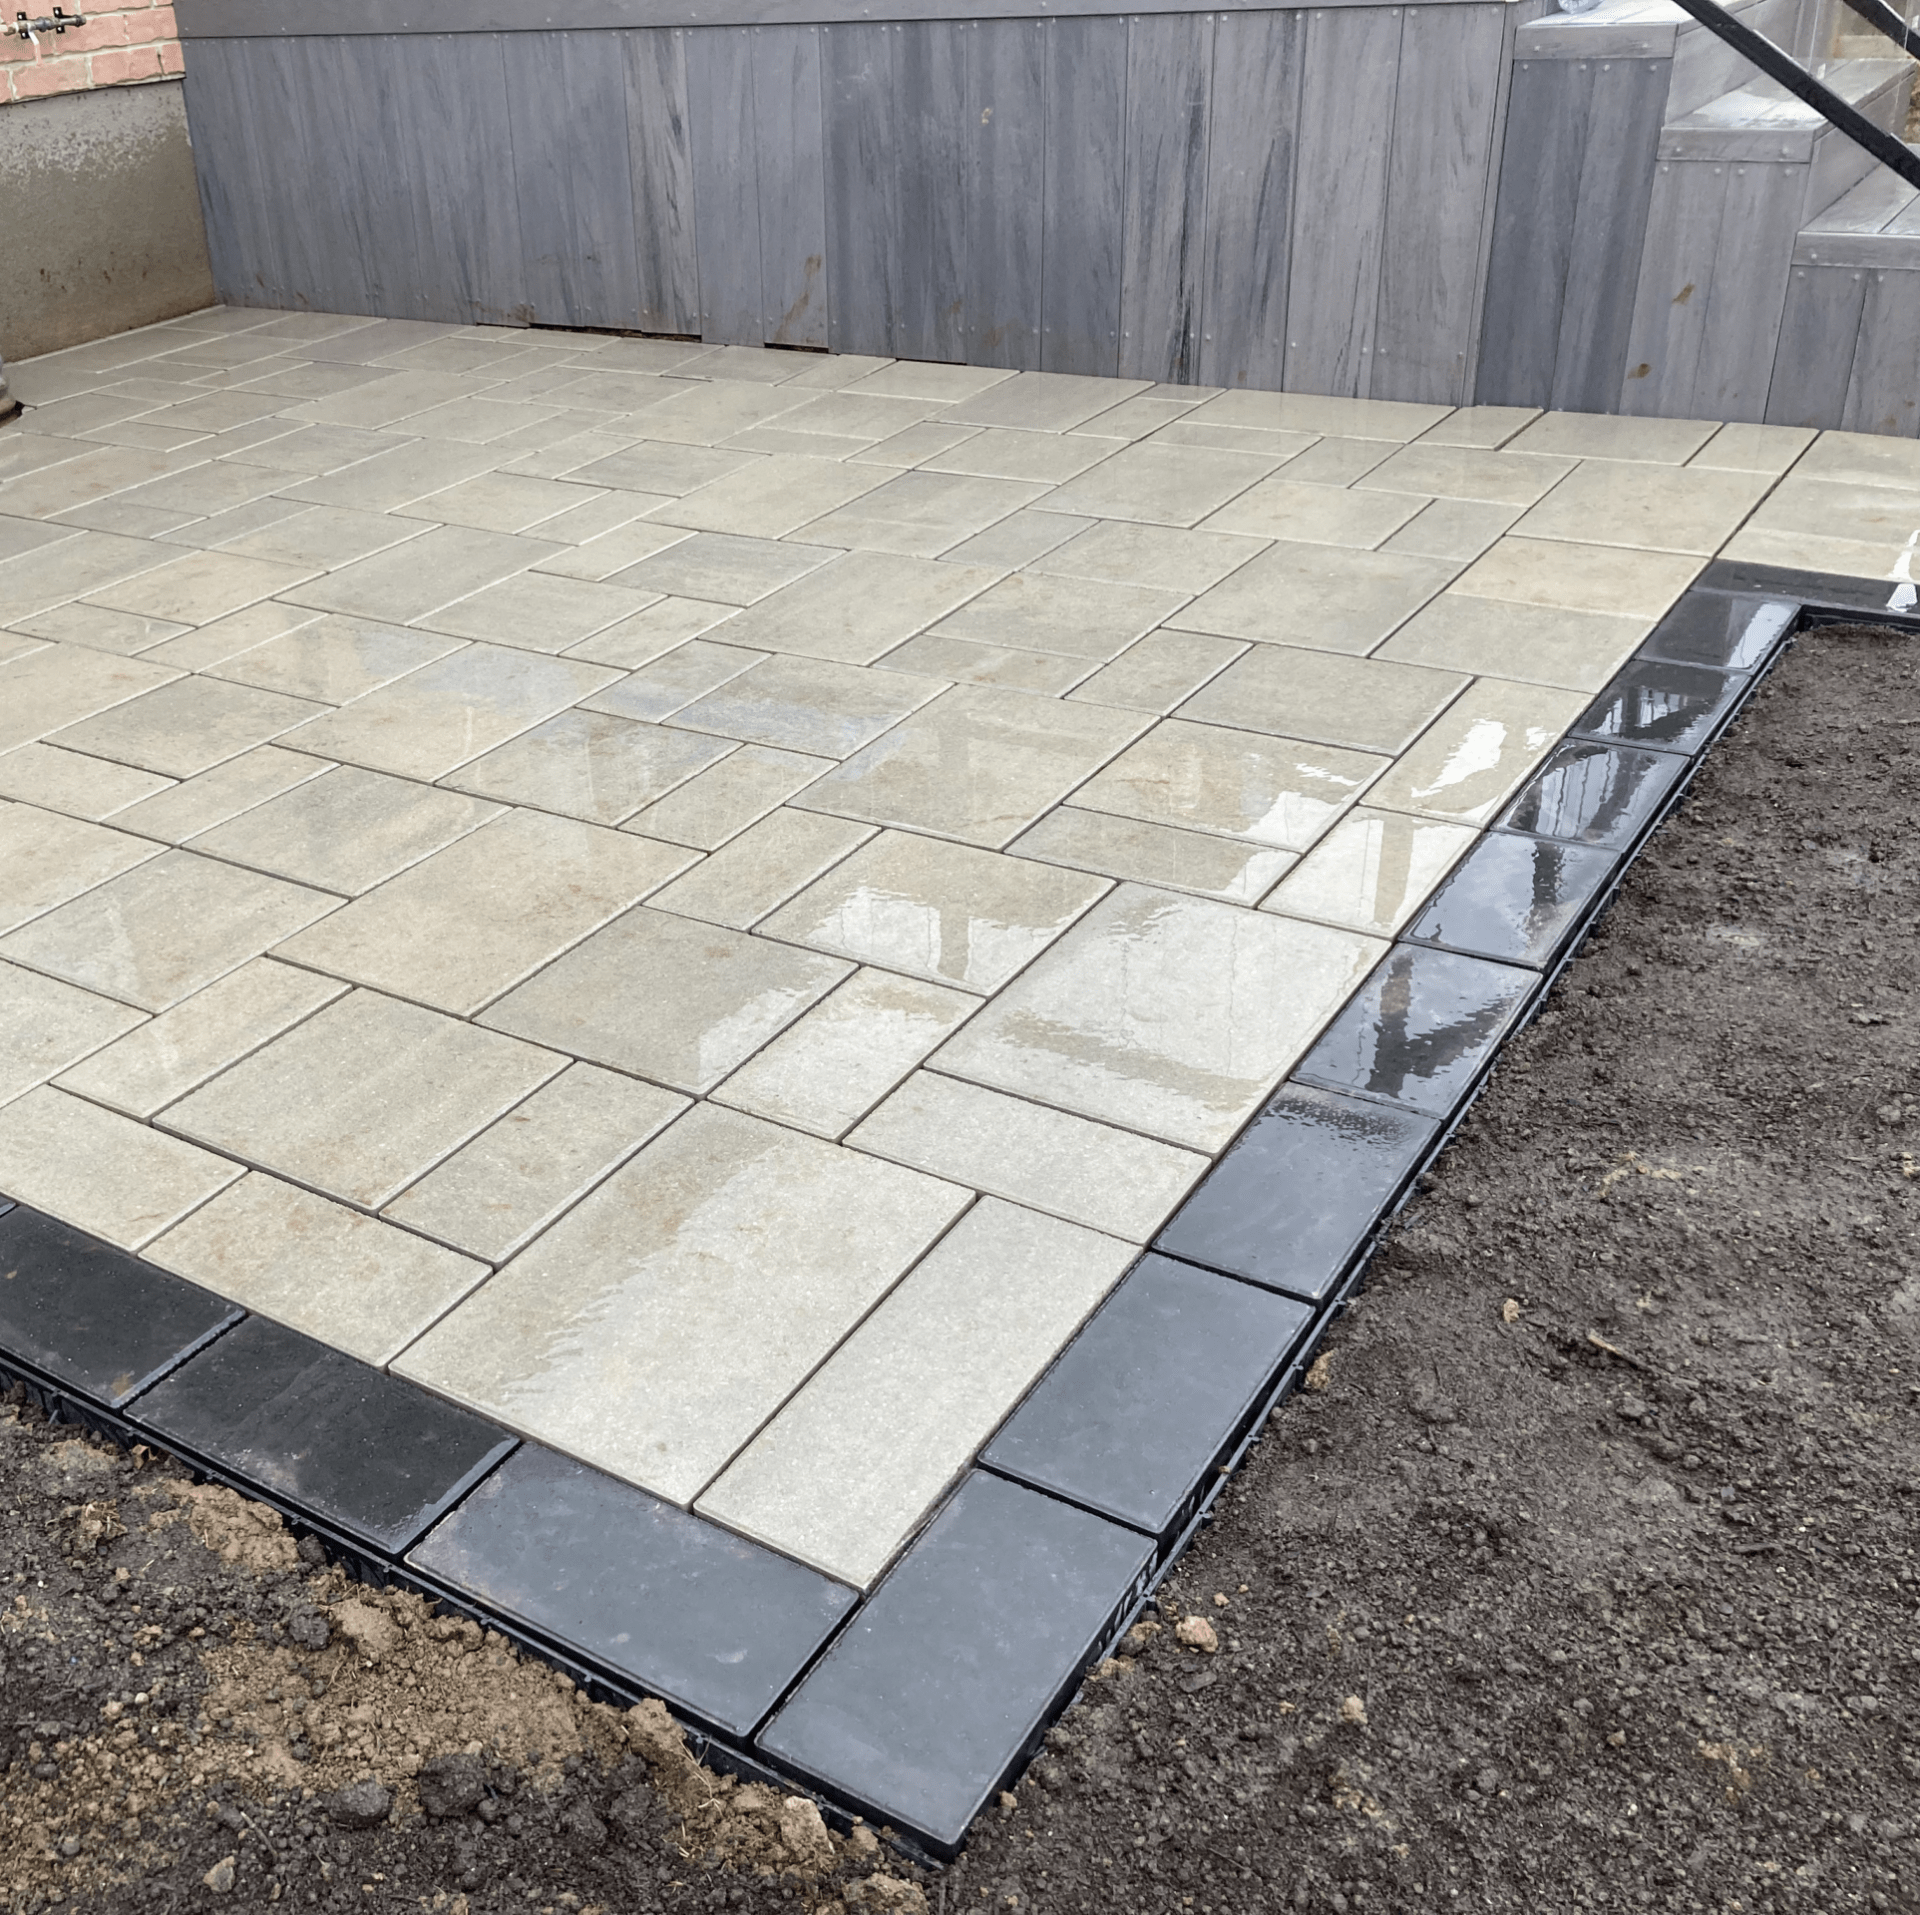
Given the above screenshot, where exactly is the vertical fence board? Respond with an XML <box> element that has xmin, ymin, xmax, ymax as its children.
<box><xmin>964</xmin><ymin>18</ymin><xmax>1046</xmax><ymax>370</ymax></box>
<box><xmin>687</xmin><ymin>28</ymin><xmax>764</xmax><ymax>346</ymax></box>
<box><xmin>824</xmin><ymin>23</ymin><xmax>900</xmax><ymax>358</ymax></box>
<box><xmin>1689</xmin><ymin>160</ymin><xmax>1804</xmax><ymax>425</ymax></box>
<box><xmin>1119</xmin><ymin>12</ymin><xmax>1212</xmax><ymax>386</ymax></box>
<box><xmin>1197</xmin><ymin>10</ymin><xmax>1302</xmax><ymax>391</ymax></box>
<box><xmin>508</xmin><ymin>32</ymin><xmax>641</xmax><ymax>330</ymax></box>
<box><xmin>180</xmin><ymin>39</ymin><xmax>276</xmax><ymax>310</ymax></box>
<box><xmin>1840</xmin><ymin>268</ymin><xmax>1920</xmax><ymax>438</ymax></box>
<box><xmin>1284</xmin><ymin>6</ymin><xmax>1402</xmax><ymax>397</ymax></box>
<box><xmin>753</xmin><ymin>25</ymin><xmax>830</xmax><ymax>348</ymax></box>
<box><xmin>1373</xmin><ymin>4</ymin><xmax>1504</xmax><ymax>406</ymax></box>
<box><xmin>624</xmin><ymin>29</ymin><xmax>701</xmax><ymax>336</ymax></box>
<box><xmin>1765</xmin><ymin>262</ymin><xmax>1869</xmax><ymax>428</ymax></box>
<box><xmin>321</xmin><ymin>35</ymin><xmax>423</xmax><ymax>320</ymax></box>
<box><xmin>1041</xmin><ymin>15</ymin><xmax>1127</xmax><ymax>376</ymax></box>
<box><xmin>390</xmin><ymin>33</ymin><xmax>526</xmax><ymax>325</ymax></box>
<box><xmin>241</xmin><ymin>37</ymin><xmax>334</xmax><ymax>311</ymax></box>
<box><xmin>896</xmin><ymin>20</ymin><xmax>968</xmax><ymax>364</ymax></box>
<box><xmin>1618</xmin><ymin>159</ymin><xmax>1731</xmax><ymax>418</ymax></box>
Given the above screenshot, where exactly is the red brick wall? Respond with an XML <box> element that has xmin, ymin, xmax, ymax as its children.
<box><xmin>2</xmin><ymin>1</ymin><xmax>182</xmax><ymax>104</ymax></box>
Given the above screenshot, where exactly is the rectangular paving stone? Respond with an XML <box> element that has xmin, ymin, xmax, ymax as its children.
<box><xmin>712</xmin><ymin>968</ymin><xmax>976</xmax><ymax>1140</ymax></box>
<box><xmin>141</xmin><ymin>600</ymin><xmax>325</xmax><ymax>673</ymax></box>
<box><xmin>0</xmin><ymin>802</ymin><xmax>163</xmax><ymax>934</ymax></box>
<box><xmin>415</xmin><ymin>573</ymin><xmax>649</xmax><ymax>654</ymax></box>
<box><xmin>1416</xmin><ymin>405</ymin><xmax>1540</xmax><ymax>449</ymax></box>
<box><xmin>283</xmin><ymin>524</ymin><xmax>565</xmax><ymax>624</ymax></box>
<box><xmin>1169</xmin><ymin>542</ymin><xmax>1457</xmax><ymax>653</ymax></box>
<box><xmin>563</xmin><ymin>597</ymin><xmax>735</xmax><ymax>668</ymax></box>
<box><xmin>623</xmin><ymin>743</ymin><xmax>830</xmax><ymax>849</ymax></box>
<box><xmin>50</xmin><ymin>677</ymin><xmax>328</xmax><ymax>781</ymax></box>
<box><xmin>407</xmin><ymin>1443</ymin><xmax>856</xmax><ymax>1740</ymax></box>
<box><xmin>397</xmin><ymin>471</ymin><xmax>604</xmax><ymax>534</ymax></box>
<box><xmin>382</xmin><ymin>1063</ymin><xmax>686</xmax><ymax>1261</ymax></box>
<box><xmin>669</xmin><ymin>653</ymin><xmax>948</xmax><ymax>759</ymax></box>
<box><xmin>1363</xmin><ymin>679</ymin><xmax>1590</xmax><ymax>826</ymax></box>
<box><xmin>1376</xmin><ymin>593</ymin><xmax>1651</xmax><ymax>693</ymax></box>
<box><xmin>612</xmin><ymin>532</ymin><xmax>837</xmax><ymax>605</ymax></box>
<box><xmin>1009</xmin><ymin>807</ymin><xmax>1294</xmax><ymax>906</ymax></box>
<box><xmin>757</xmin><ymin>1470</ymin><xmax>1152</xmax><ymax>1859</ymax></box>
<box><xmin>218</xmin><ymin>503</ymin><xmax>425</xmax><ymax>573</ymax></box>
<box><xmin>1497</xmin><ymin>740</ymin><xmax>1687</xmax><ymax>850</ymax></box>
<box><xmin>1187</xmin><ymin>390</ymin><xmax>1450</xmax><ymax>441</ymax></box>
<box><xmin>10</xmin><ymin>601</ymin><xmax>190</xmax><ymax>657</ymax></box>
<box><xmin>934</xmin><ymin>885</ymin><xmax>1386</xmax><ymax>1152</ymax></box>
<box><xmin>700</xmin><ymin>1200</ymin><xmax>1133</xmax><ymax>1588</ymax></box>
<box><xmin>653</xmin><ymin>453</ymin><xmax>888</xmax><ymax>539</ymax></box>
<box><xmin>1176</xmin><ymin>644</ymin><xmax>1467</xmax><ymax>754</ymax></box>
<box><xmin>935</xmin><ymin>503</ymin><xmax>1087</xmax><ymax>568</ymax></box>
<box><xmin>1513</xmin><ymin>459</ymin><xmax>1771</xmax><ymax>556</ymax></box>
<box><xmin>1406</xmin><ymin>829</ymin><xmax>1619</xmax><ymax>969</ymax></box>
<box><xmin>108</xmin><ymin>745</ymin><xmax>334</xmax><ymax>844</ymax></box>
<box><xmin>1033</xmin><ymin>519</ymin><xmax>1267</xmax><ymax>595</ymax></box>
<box><xmin>133</xmin><ymin>1314</ymin><xmax>517</xmax><ymax>1554</ymax></box>
<box><xmin>1294</xmin><ymin>943</ymin><xmax>1538</xmax><ymax>1119</ymax></box>
<box><xmin>160</xmin><ymin>988</ymin><xmax>565</xmax><ymax>1210</ymax></box>
<box><xmin>274</xmin><ymin>811</ymin><xmax>692</xmax><ymax>1016</ymax></box>
<box><xmin>85</xmin><ymin>550</ymin><xmax>316</xmax><ymax>626</ymax></box>
<box><xmin>0</xmin><ymin>962</ymin><xmax>147</xmax><ymax>1107</ymax></box>
<box><xmin>920</xmin><ymin>427</ymin><xmax>1120</xmax><ymax>486</ymax></box>
<box><xmin>0</xmin><ymin>849</ymin><xmax>338</xmax><ymax>1011</ymax></box>
<box><xmin>579</xmin><ymin>641</ymin><xmax>767</xmax><ymax>724</ymax></box>
<box><xmin>1353</xmin><ymin>441</ymin><xmax>1574</xmax><ymax>506</ymax></box>
<box><xmin>1201</xmin><ymin>474</ymin><xmax>1427</xmax><ymax>548</ymax></box>
<box><xmin>394</xmin><ymin>1104</ymin><xmax>969</xmax><ymax>1505</ymax></box>
<box><xmin>982</xmin><ymin>1253</ymin><xmax>1314</xmax><ymax>1536</ymax></box>
<box><xmin>281</xmin><ymin>644</ymin><xmax>619</xmax><ymax>781</ymax></box>
<box><xmin>1449</xmin><ymin>536</ymin><xmax>1700</xmax><ymax>621</ymax></box>
<box><xmin>0</xmin><ymin>532</ymin><xmax>175</xmax><ymax>624</ymax></box>
<box><xmin>54</xmin><ymin>957</ymin><xmax>347</xmax><ymax>1118</ymax></box>
<box><xmin>795</xmin><ymin>684</ymin><xmax>1149</xmax><ymax>848</ymax></box>
<box><xmin>1572</xmin><ymin>657</ymin><xmax>1749</xmax><ymax>755</ymax></box>
<box><xmin>799</xmin><ymin>470</ymin><xmax>1047</xmax><ymax>556</ymax></box>
<box><xmin>443</xmin><ymin>711</ymin><xmax>733</xmax><ymax>827</ymax></box>
<box><xmin>480</xmin><ymin>905</ymin><xmax>848</xmax><ymax>1091</ymax></box>
<box><xmin>1259</xmin><ymin>807</ymin><xmax>1478</xmax><ymax>937</ymax></box>
<box><xmin>0</xmin><ymin>642</ymin><xmax>180</xmax><ymax>754</ymax></box>
<box><xmin>145</xmin><ymin>1172</ymin><xmax>489</xmax><ymax>1369</ymax></box>
<box><xmin>1154</xmin><ymin>1083</ymin><xmax>1437</xmax><ymax>1301</ymax></box>
<box><xmin>849</xmin><ymin>1072</ymin><xmax>1206</xmax><ymax>1242</ymax></box>
<box><xmin>1065</xmin><ymin>631</ymin><xmax>1246</xmax><ymax>714</ymax></box>
<box><xmin>1039</xmin><ymin>442</ymin><xmax>1278</xmax><ymax>528</ymax></box>
<box><xmin>940</xmin><ymin>370</ymin><xmax>1147</xmax><ymax>433</ymax></box>
<box><xmin>646</xmin><ymin>808</ymin><xmax>873</xmax><ymax>930</ymax></box>
<box><xmin>876</xmin><ymin>632</ymin><xmax>1089</xmax><ymax>696</ymax></box>
<box><xmin>760</xmin><ymin>831</ymin><xmax>1108</xmax><ymax>994</ymax></box>
<box><xmin>1502</xmin><ymin>411</ymin><xmax>1721</xmax><ymax>464</ymax></box>
<box><xmin>0</xmin><ymin>1203</ymin><xmax>241</xmax><ymax>1408</ymax></box>
<box><xmin>1383</xmin><ymin>496</ymin><xmax>1524</xmax><ymax>563</ymax></box>
<box><xmin>208</xmin><ymin>617</ymin><xmax>465</xmax><ymax>705</ymax></box>
<box><xmin>0</xmin><ymin>1085</ymin><xmax>245</xmax><ymax>1251</ymax></box>
<box><xmin>929</xmin><ymin>572</ymin><xmax>1185</xmax><ymax>662</ymax></box>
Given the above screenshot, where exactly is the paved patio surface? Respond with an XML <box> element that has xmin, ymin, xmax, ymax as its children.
<box><xmin>0</xmin><ymin>307</ymin><xmax>1910</xmax><ymax>1593</ymax></box>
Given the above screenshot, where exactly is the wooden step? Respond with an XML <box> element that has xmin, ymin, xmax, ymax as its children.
<box><xmin>1796</xmin><ymin>152</ymin><xmax>1920</xmax><ymax>265</ymax></box>
<box><xmin>1662</xmin><ymin>57</ymin><xmax>1913</xmax><ymax>161</ymax></box>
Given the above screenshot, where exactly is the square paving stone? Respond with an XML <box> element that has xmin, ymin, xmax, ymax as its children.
<box><xmin>1498</xmin><ymin>740</ymin><xmax>1687</xmax><ymax>850</ymax></box>
<box><xmin>1154</xmin><ymin>1083</ymin><xmax>1438</xmax><ymax>1302</ymax></box>
<box><xmin>1405</xmin><ymin>830</ymin><xmax>1619</xmax><ymax>969</ymax></box>
<box><xmin>0</xmin><ymin>1203</ymin><xmax>242</xmax><ymax>1408</ymax></box>
<box><xmin>1294</xmin><ymin>944</ymin><xmax>1539</xmax><ymax>1119</ymax></box>
<box><xmin>757</xmin><ymin>1470</ymin><xmax>1153</xmax><ymax>1859</ymax></box>
<box><xmin>1572</xmin><ymin>658</ymin><xmax>1749</xmax><ymax>756</ymax></box>
<box><xmin>982</xmin><ymin>1253</ymin><xmax>1315</xmax><ymax>1537</ymax></box>
<box><xmin>408</xmin><ymin>1443</ymin><xmax>856</xmax><ymax>1740</ymax></box>
<box><xmin>132</xmin><ymin>1314</ymin><xmax>516</xmax><ymax>1554</ymax></box>
<box><xmin>1638</xmin><ymin>589</ymin><xmax>1796</xmax><ymax>671</ymax></box>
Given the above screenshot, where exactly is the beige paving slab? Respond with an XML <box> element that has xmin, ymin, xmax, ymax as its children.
<box><xmin>667</xmin><ymin>652</ymin><xmax>948</xmax><ymax>759</ymax></box>
<box><xmin>1176</xmin><ymin>643</ymin><xmax>1468</xmax><ymax>754</ymax></box>
<box><xmin>218</xmin><ymin>504</ymin><xmax>427</xmax><ymax>573</ymax></box>
<box><xmin>926</xmin><ymin>571</ymin><xmax>1185</xmax><ymax>662</ymax></box>
<box><xmin>0</xmin><ymin>443</ymin><xmax>195</xmax><ymax>519</ymax></box>
<box><xmin>1066</xmin><ymin>630</ymin><xmax>1246</xmax><ymax>714</ymax></box>
<box><xmin>1072</xmin><ymin>718</ymin><xmax>1386</xmax><ymax>851</ymax></box>
<box><xmin>1169</xmin><ymin>541</ymin><xmax>1458</xmax><ymax>653</ymax></box>
<box><xmin>1354</xmin><ymin>442</ymin><xmax>1577</xmax><ymax>507</ymax></box>
<box><xmin>0</xmin><ymin>801</ymin><xmax>164</xmax><ymax>934</ymax></box>
<box><xmin>1731</xmin><ymin>472</ymin><xmax>1920</xmax><ymax>552</ymax></box>
<box><xmin>0</xmin><ymin>1085</ymin><xmax>245</xmax><ymax>1251</ymax></box>
<box><xmin>934</xmin><ymin>883</ymin><xmax>1387</xmax><ymax>1151</ymax></box>
<box><xmin>524</xmin><ymin>370</ymin><xmax>674</xmax><ymax>414</ymax></box>
<box><xmin>711</xmin><ymin>967</ymin><xmax>976</xmax><ymax>1140</ymax></box>
<box><xmin>795</xmin><ymin>682</ymin><xmax>1148</xmax><ymax>847</ymax></box>
<box><xmin>849</xmin><ymin>422</ymin><xmax>983</xmax><ymax>470</ymax></box>
<box><xmin>1791</xmin><ymin>429</ymin><xmax>1920</xmax><ymax>491</ymax></box>
<box><xmin>697</xmin><ymin>1197</ymin><xmax>1131</xmax><ymax>1586</ymax></box>
<box><xmin>1259</xmin><ymin>805</ymin><xmax>1478</xmax><ymax>936</ymax></box>
<box><xmin>109</xmin><ymin>745</ymin><xmax>334</xmax><ymax>844</ymax></box>
<box><xmin>10</xmin><ymin>601</ymin><xmax>191</xmax><ymax>657</ymax></box>
<box><xmin>1188</xmin><ymin>390</ymin><xmax>1450</xmax><ymax>441</ymax></box>
<box><xmin>1009</xmin><ymin>806</ymin><xmax>1295</xmax><ymax>905</ymax></box>
<box><xmin>480</xmin><ymin>905</ymin><xmax>848</xmax><ymax>1089</ymax></box>
<box><xmin>1071</xmin><ymin>388</ymin><xmax>1212</xmax><ymax>440</ymax></box>
<box><xmin>415</xmin><ymin>573</ymin><xmax>649</xmax><ymax>653</ymax></box>
<box><xmin>382</xmin><ymin>1063</ymin><xmax>687</xmax><ymax>1261</ymax></box>
<box><xmin>623</xmin><ymin>743</ymin><xmax>832</xmax><ymax>850</ymax></box>
<box><xmin>756</xmin><ymin>391</ymin><xmax>947</xmax><ymax>447</ymax></box>
<box><xmin>647</xmin><ymin>807</ymin><xmax>872</xmax><ymax>929</ymax></box>
<box><xmin>696</xmin><ymin>550</ymin><xmax>997</xmax><ymax>665</ymax></box>
<box><xmin>0</xmin><ymin>433</ymin><xmax>97</xmax><ymax>482</ymax></box>
<box><xmin>0</xmin><ymin>529</ymin><xmax>177</xmax><ymax>621</ymax></box>
<box><xmin>398</xmin><ymin>399</ymin><xmax>568</xmax><ymax>446</ymax></box>
<box><xmin>0</xmin><ymin>744</ymin><xmax>173</xmax><ymax>820</ymax></box>
<box><xmin>0</xmin><ymin>962</ymin><xmax>147</xmax><ymax>1108</ymax></box>
<box><xmin>160</xmin><ymin>987</ymin><xmax>565</xmax><ymax>1209</ymax></box>
<box><xmin>218</xmin><ymin>422</ymin><xmax>414</xmax><ymax>478</ymax></box>
<box><xmin>580</xmin><ymin>640</ymin><xmax>768</xmax><ymax>723</ymax></box>
<box><xmin>141</xmin><ymin>600</ymin><xmax>325</xmax><ymax>673</ymax></box>
<box><xmin>1040</xmin><ymin>441</ymin><xmax>1280</xmax><ymax>529</ymax></box>
<box><xmin>207</xmin><ymin>616</ymin><xmax>463</xmax><ymax>705</ymax></box>
<box><xmin>759</xmin><ymin>829</ymin><xmax>1108</xmax><ymax>994</ymax></box>
<box><xmin>113</xmin><ymin>458</ymin><xmax>290</xmax><ymax>519</ymax></box>
<box><xmin>444</xmin><ymin>710</ymin><xmax>735</xmax><ymax>825</ymax></box>
<box><xmin>920</xmin><ymin>428</ymin><xmax>1121</xmax><ymax>486</ymax></box>
<box><xmin>1448</xmin><ymin>535</ymin><xmax>1701</xmax><ymax>620</ymax></box>
<box><xmin>564</xmin><ymin>597</ymin><xmax>734</xmax><ymax>669</ymax></box>
<box><xmin>1265</xmin><ymin>436</ymin><xmax>1402</xmax><ymax>486</ymax></box>
<box><xmin>275</xmin><ymin>810</ymin><xmax>692</xmax><ymax>1017</ymax></box>
<box><xmin>1512</xmin><ymin>459</ymin><xmax>1772</xmax><ymax>556</ymax></box>
<box><xmin>529</xmin><ymin>489</ymin><xmax>658</xmax><ymax>545</ymax></box>
<box><xmin>938</xmin><ymin>371</ymin><xmax>1151</xmax><ymax>433</ymax></box>
<box><xmin>1376</xmin><ymin>593</ymin><xmax>1652</xmax><ymax>693</ymax></box>
<box><xmin>283</xmin><ymin>525</ymin><xmax>566</xmax><ymax>625</ymax></box>
<box><xmin>0</xmin><ymin>642</ymin><xmax>180</xmax><ymax>753</ymax></box>
<box><xmin>851</xmin><ymin>1071</ymin><xmax>1207</xmax><ymax>1242</ymax></box>
<box><xmin>797</xmin><ymin>470</ymin><xmax>1048</xmax><ymax>556</ymax></box>
<box><xmin>190</xmin><ymin>765</ymin><xmax>501</xmax><ymax>895</ymax></box>
<box><xmin>529</xmin><ymin>517</ymin><xmax>687</xmax><ymax>582</ymax></box>
<box><xmin>875</xmin><ymin>633</ymin><xmax>1090</xmax><ymax>696</ymax></box>
<box><xmin>1363</xmin><ymin>677</ymin><xmax>1591</xmax><ymax>825</ymax></box>
<box><xmin>651</xmin><ymin>454</ymin><xmax>888</xmax><ymax>539</ymax></box>
<box><xmin>394</xmin><ymin>472</ymin><xmax>602</xmax><ymax>535</ymax></box>
<box><xmin>845</xmin><ymin>362</ymin><xmax>1016</xmax><ymax>404</ymax></box>
<box><xmin>638</xmin><ymin>383</ymin><xmax>815</xmax><ymax>447</ymax></box>
<box><xmin>56</xmin><ymin>498</ymin><xmax>200</xmax><ymax>541</ymax></box>
<box><xmin>1201</xmin><ymin>474</ymin><xmax>1428</xmax><ymax>548</ymax></box>
<box><xmin>1380</xmin><ymin>497</ymin><xmax>1523</xmax><ymax>563</ymax></box>
<box><xmin>53</xmin><ymin>679</ymin><xmax>325</xmax><ymax>785</ymax></box>
<box><xmin>284</xmin><ymin>369</ymin><xmax>482</xmax><ymax>431</ymax></box>
<box><xmin>393</xmin><ymin>1103</ymin><xmax>969</xmax><ymax>1506</ymax></box>
<box><xmin>1717</xmin><ymin>523</ymin><xmax>1914</xmax><ymax>579</ymax></box>
<box><xmin>1415</xmin><ymin>405</ymin><xmax>1541</xmax><ymax>449</ymax></box>
<box><xmin>0</xmin><ymin>633</ymin><xmax>49</xmax><ymax>667</ymax></box>
<box><xmin>612</xmin><ymin>532</ymin><xmax>839</xmax><ymax>605</ymax></box>
<box><xmin>54</xmin><ymin>956</ymin><xmax>348</xmax><ymax>1119</ymax></box>
<box><xmin>84</xmin><ymin>550</ymin><xmax>316</xmax><ymax>626</ymax></box>
<box><xmin>570</xmin><ymin>441</ymin><xmax>754</xmax><ymax>497</ymax></box>
<box><xmin>1688</xmin><ymin>422</ymin><xmax>1814</xmax><ymax>477</ymax></box>
<box><xmin>1503</xmin><ymin>410</ymin><xmax>1721</xmax><ymax>464</ymax></box>
<box><xmin>279</xmin><ymin>439</ymin><xmax>501</xmax><ymax>513</ymax></box>
<box><xmin>146</xmin><ymin>1172</ymin><xmax>489</xmax><ymax>1368</ymax></box>
<box><xmin>282</xmin><ymin>644</ymin><xmax>618</xmax><ymax>781</ymax></box>
<box><xmin>1031</xmin><ymin>519</ymin><xmax>1268</xmax><ymax>595</ymax></box>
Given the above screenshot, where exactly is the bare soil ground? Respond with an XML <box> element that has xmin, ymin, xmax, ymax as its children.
<box><xmin>2</xmin><ymin>619</ymin><xmax>1916</xmax><ymax>1915</ymax></box>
